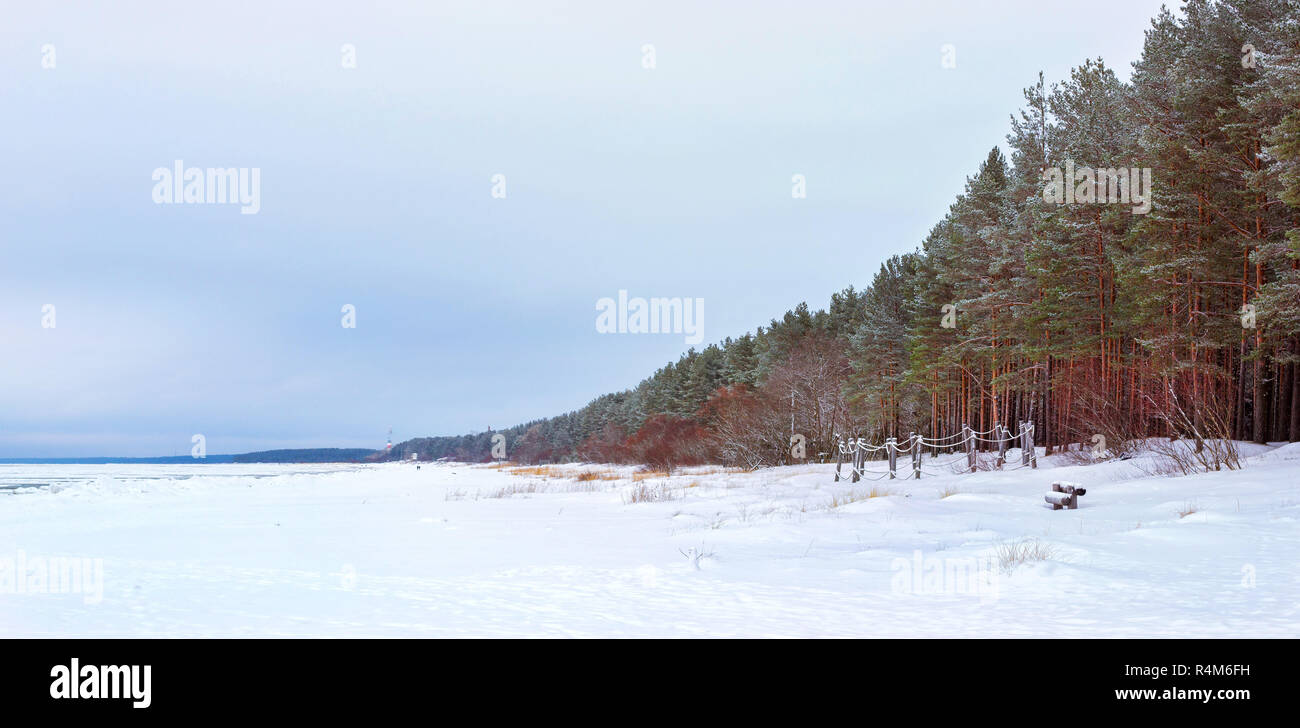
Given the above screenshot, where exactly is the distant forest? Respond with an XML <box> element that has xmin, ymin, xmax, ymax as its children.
<box><xmin>389</xmin><ymin>0</ymin><xmax>1300</xmax><ymax>469</ymax></box>
<box><xmin>233</xmin><ymin>449</ymin><xmax>377</xmax><ymax>463</ymax></box>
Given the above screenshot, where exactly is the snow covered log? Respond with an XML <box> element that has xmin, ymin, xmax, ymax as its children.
<box><xmin>1045</xmin><ymin>481</ymin><xmax>1086</xmax><ymax>510</ymax></box>
<box><xmin>1044</xmin><ymin>492</ymin><xmax>1074</xmax><ymax>506</ymax></box>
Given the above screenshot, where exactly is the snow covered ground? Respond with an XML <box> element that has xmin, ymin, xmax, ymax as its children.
<box><xmin>1</xmin><ymin>446</ymin><xmax>1297</xmax><ymax>637</ymax></box>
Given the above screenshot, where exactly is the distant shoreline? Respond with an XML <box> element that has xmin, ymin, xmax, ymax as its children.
<box><xmin>0</xmin><ymin>448</ymin><xmax>379</xmax><ymax>465</ymax></box>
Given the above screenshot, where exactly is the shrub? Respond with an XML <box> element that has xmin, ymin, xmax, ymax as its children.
<box><xmin>622</xmin><ymin>415</ymin><xmax>715</xmax><ymax>471</ymax></box>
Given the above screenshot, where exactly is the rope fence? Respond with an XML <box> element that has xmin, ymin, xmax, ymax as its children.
<box><xmin>834</xmin><ymin>421</ymin><xmax>1038</xmax><ymax>482</ymax></box>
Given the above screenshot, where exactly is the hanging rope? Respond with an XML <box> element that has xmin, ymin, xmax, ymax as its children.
<box><xmin>831</xmin><ymin>421</ymin><xmax>1035</xmax><ymax>481</ymax></box>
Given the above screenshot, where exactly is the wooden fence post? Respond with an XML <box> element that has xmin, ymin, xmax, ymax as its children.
<box><xmin>911</xmin><ymin>433</ymin><xmax>921</xmax><ymax>479</ymax></box>
<box><xmin>834</xmin><ymin>438</ymin><xmax>843</xmax><ymax>482</ymax></box>
<box><xmin>851</xmin><ymin>439</ymin><xmax>861</xmax><ymax>483</ymax></box>
<box><xmin>996</xmin><ymin>424</ymin><xmax>1007</xmax><ymax>469</ymax></box>
<box><xmin>1027</xmin><ymin>421</ymin><xmax>1037</xmax><ymax>468</ymax></box>
<box><xmin>886</xmin><ymin>437</ymin><xmax>897</xmax><ymax>479</ymax></box>
<box><xmin>963</xmin><ymin>423</ymin><xmax>975</xmax><ymax>473</ymax></box>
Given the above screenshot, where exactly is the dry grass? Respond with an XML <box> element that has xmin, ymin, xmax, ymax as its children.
<box><xmin>939</xmin><ymin>485</ymin><xmax>961</xmax><ymax>499</ymax></box>
<box><xmin>489</xmin><ymin>481</ymin><xmax>542</xmax><ymax>498</ymax></box>
<box><xmin>481</xmin><ymin>479</ymin><xmax>607</xmax><ymax>499</ymax></box>
<box><xmin>995</xmin><ymin>538</ymin><xmax>1057</xmax><ymax>573</ymax></box>
<box><xmin>687</xmin><ymin>466</ymin><xmax>748</xmax><ymax>475</ymax></box>
<box><xmin>1177</xmin><ymin>499</ymin><xmax>1199</xmax><ymax>518</ymax></box>
<box><xmin>507</xmin><ymin>465</ymin><xmax>568</xmax><ymax>479</ymax></box>
<box><xmin>574</xmin><ymin>469</ymin><xmax>620</xmax><ymax>482</ymax></box>
<box><xmin>632</xmin><ymin>469</ymin><xmax>671</xmax><ymax>482</ymax></box>
<box><xmin>827</xmin><ymin>486</ymin><xmax>892</xmax><ymax>509</ymax></box>
<box><xmin>623</xmin><ymin>482</ymin><xmax>678</xmax><ymax>504</ymax></box>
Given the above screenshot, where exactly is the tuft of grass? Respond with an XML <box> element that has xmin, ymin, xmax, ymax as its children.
<box><xmin>485</xmin><ymin>479</ymin><xmax>606</xmax><ymax>498</ymax></box>
<box><xmin>995</xmin><ymin>538</ymin><xmax>1057</xmax><ymax>573</ymax></box>
<box><xmin>507</xmin><ymin>465</ymin><xmax>567</xmax><ymax>478</ymax></box>
<box><xmin>623</xmin><ymin>482</ymin><xmax>678</xmax><ymax>504</ymax></box>
<box><xmin>489</xmin><ymin>481</ymin><xmax>542</xmax><ymax>498</ymax></box>
<box><xmin>688</xmin><ymin>466</ymin><xmax>748</xmax><ymax>475</ymax></box>
<box><xmin>939</xmin><ymin>485</ymin><xmax>961</xmax><ymax>499</ymax></box>
<box><xmin>574</xmin><ymin>469</ymin><xmax>620</xmax><ymax>482</ymax></box>
<box><xmin>632</xmin><ymin>469</ymin><xmax>671</xmax><ymax>482</ymax></box>
<box><xmin>1177</xmin><ymin>499</ymin><xmax>1199</xmax><ymax>518</ymax></box>
<box><xmin>827</xmin><ymin>486</ymin><xmax>892</xmax><ymax>509</ymax></box>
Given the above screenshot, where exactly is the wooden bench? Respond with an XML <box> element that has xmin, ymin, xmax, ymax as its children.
<box><xmin>1044</xmin><ymin>481</ymin><xmax>1086</xmax><ymax>510</ymax></box>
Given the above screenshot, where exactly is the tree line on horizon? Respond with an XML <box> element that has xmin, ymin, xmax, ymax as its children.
<box><xmin>389</xmin><ymin>0</ymin><xmax>1300</xmax><ymax>470</ymax></box>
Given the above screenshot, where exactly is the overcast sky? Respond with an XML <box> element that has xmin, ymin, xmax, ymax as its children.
<box><xmin>0</xmin><ymin>0</ymin><xmax>1172</xmax><ymax>457</ymax></box>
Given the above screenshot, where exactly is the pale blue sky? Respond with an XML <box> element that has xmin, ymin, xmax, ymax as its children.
<box><xmin>0</xmin><ymin>0</ymin><xmax>1171</xmax><ymax>456</ymax></box>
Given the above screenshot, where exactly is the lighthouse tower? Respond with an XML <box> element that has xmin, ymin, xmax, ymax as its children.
<box><xmin>386</xmin><ymin>427</ymin><xmax>392</xmax><ymax>452</ymax></box>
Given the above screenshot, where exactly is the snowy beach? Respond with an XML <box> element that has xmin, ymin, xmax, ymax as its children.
<box><xmin>1</xmin><ymin>447</ymin><xmax>1296</xmax><ymax>638</ymax></box>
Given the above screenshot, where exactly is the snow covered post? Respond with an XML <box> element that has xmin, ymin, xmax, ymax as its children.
<box><xmin>834</xmin><ymin>438</ymin><xmax>843</xmax><ymax>482</ymax></box>
<box><xmin>910</xmin><ymin>432</ymin><xmax>921</xmax><ymax>479</ymax></box>
<box><xmin>1027</xmin><ymin>421</ymin><xmax>1037</xmax><ymax>469</ymax></box>
<box><xmin>851</xmin><ymin>440</ymin><xmax>861</xmax><ymax>483</ymax></box>
<box><xmin>1019</xmin><ymin>421</ymin><xmax>1031</xmax><ymax>467</ymax></box>
<box><xmin>963</xmin><ymin>424</ymin><xmax>975</xmax><ymax>473</ymax></box>
<box><xmin>886</xmin><ymin>437</ymin><xmax>897</xmax><ymax>479</ymax></box>
<box><xmin>996</xmin><ymin>424</ymin><xmax>1008</xmax><ymax>468</ymax></box>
